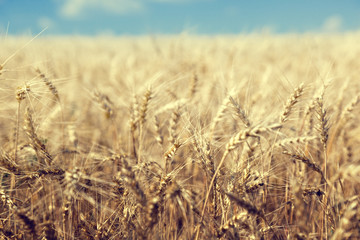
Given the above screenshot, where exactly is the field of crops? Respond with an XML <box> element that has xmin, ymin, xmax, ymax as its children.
<box><xmin>0</xmin><ymin>33</ymin><xmax>359</xmax><ymax>239</ymax></box>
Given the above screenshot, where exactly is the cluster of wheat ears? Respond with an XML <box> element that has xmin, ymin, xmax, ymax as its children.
<box><xmin>0</xmin><ymin>33</ymin><xmax>359</xmax><ymax>239</ymax></box>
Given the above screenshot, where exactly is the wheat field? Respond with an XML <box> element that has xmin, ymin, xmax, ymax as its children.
<box><xmin>0</xmin><ymin>33</ymin><xmax>359</xmax><ymax>239</ymax></box>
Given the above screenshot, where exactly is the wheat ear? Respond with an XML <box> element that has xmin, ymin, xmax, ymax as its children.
<box><xmin>168</xmin><ymin>104</ymin><xmax>181</xmax><ymax>145</ymax></box>
<box><xmin>36</xmin><ymin>68</ymin><xmax>66</xmax><ymax>152</ymax></box>
<box><xmin>209</xmin><ymin>93</ymin><xmax>231</xmax><ymax>140</ymax></box>
<box><xmin>24</xmin><ymin>107</ymin><xmax>53</xmax><ymax>166</ymax></box>
<box><xmin>229</xmin><ymin>95</ymin><xmax>251</xmax><ymax>127</ymax></box>
<box><xmin>188</xmin><ymin>72</ymin><xmax>198</xmax><ymax>99</ymax></box>
<box><xmin>164</xmin><ymin>141</ymin><xmax>181</xmax><ymax>173</ymax></box>
<box><xmin>327</xmin><ymin>95</ymin><xmax>359</xmax><ymax>155</ymax></box>
<box><xmin>200</xmin><ymin>124</ymin><xmax>281</xmax><ymax>223</ymax></box>
<box><xmin>280</xmin><ymin>83</ymin><xmax>304</xmax><ymax>123</ymax></box>
<box><xmin>14</xmin><ymin>84</ymin><xmax>30</xmax><ymax>161</ymax></box>
<box><xmin>138</xmin><ymin>87</ymin><xmax>152</xmax><ymax>163</ymax></box>
<box><xmin>153</xmin><ymin>115</ymin><xmax>163</xmax><ymax>146</ymax></box>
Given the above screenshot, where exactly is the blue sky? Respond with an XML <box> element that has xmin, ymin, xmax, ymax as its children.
<box><xmin>0</xmin><ymin>0</ymin><xmax>360</xmax><ymax>35</ymax></box>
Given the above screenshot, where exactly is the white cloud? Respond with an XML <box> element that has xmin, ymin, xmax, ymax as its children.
<box><xmin>322</xmin><ymin>15</ymin><xmax>343</xmax><ymax>32</ymax></box>
<box><xmin>60</xmin><ymin>0</ymin><xmax>144</xmax><ymax>18</ymax></box>
<box><xmin>58</xmin><ymin>0</ymin><xmax>205</xmax><ymax>18</ymax></box>
<box><xmin>38</xmin><ymin>17</ymin><xmax>54</xmax><ymax>30</ymax></box>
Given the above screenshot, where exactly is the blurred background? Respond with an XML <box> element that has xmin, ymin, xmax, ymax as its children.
<box><xmin>0</xmin><ymin>0</ymin><xmax>360</xmax><ymax>36</ymax></box>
